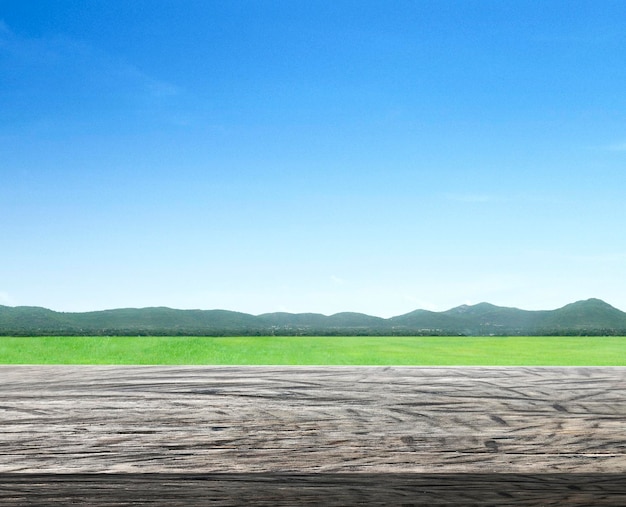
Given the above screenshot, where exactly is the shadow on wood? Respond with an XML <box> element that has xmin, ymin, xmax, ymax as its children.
<box><xmin>2</xmin><ymin>473</ymin><xmax>626</xmax><ymax>506</ymax></box>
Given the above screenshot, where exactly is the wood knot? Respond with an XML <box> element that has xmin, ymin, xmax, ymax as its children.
<box><xmin>484</xmin><ymin>439</ymin><xmax>499</xmax><ymax>452</ymax></box>
<box><xmin>489</xmin><ymin>414</ymin><xmax>508</xmax><ymax>426</ymax></box>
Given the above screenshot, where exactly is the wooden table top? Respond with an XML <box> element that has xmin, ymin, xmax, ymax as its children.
<box><xmin>1</xmin><ymin>365</ymin><xmax>625</xmax><ymax>505</ymax></box>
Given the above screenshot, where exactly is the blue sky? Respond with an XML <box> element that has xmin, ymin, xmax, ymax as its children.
<box><xmin>2</xmin><ymin>1</ymin><xmax>626</xmax><ymax>316</ymax></box>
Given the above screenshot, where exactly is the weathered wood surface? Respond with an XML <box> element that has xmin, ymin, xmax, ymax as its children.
<box><xmin>1</xmin><ymin>366</ymin><xmax>625</xmax><ymax>504</ymax></box>
<box><xmin>2</xmin><ymin>473</ymin><xmax>626</xmax><ymax>506</ymax></box>
<box><xmin>2</xmin><ymin>366</ymin><xmax>625</xmax><ymax>474</ymax></box>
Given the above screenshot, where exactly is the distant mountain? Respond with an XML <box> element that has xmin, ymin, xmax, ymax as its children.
<box><xmin>539</xmin><ymin>299</ymin><xmax>626</xmax><ymax>333</ymax></box>
<box><xmin>388</xmin><ymin>308</ymin><xmax>457</xmax><ymax>332</ymax></box>
<box><xmin>1</xmin><ymin>299</ymin><xmax>626</xmax><ymax>336</ymax></box>
<box><xmin>257</xmin><ymin>311</ymin><xmax>387</xmax><ymax>329</ymax></box>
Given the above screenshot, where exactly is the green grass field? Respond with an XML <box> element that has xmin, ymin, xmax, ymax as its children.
<box><xmin>0</xmin><ymin>335</ymin><xmax>624</xmax><ymax>365</ymax></box>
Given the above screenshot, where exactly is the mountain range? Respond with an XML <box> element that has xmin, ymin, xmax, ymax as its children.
<box><xmin>1</xmin><ymin>298</ymin><xmax>626</xmax><ymax>336</ymax></box>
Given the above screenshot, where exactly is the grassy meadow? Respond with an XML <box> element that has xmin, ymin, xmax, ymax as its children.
<box><xmin>0</xmin><ymin>335</ymin><xmax>624</xmax><ymax>365</ymax></box>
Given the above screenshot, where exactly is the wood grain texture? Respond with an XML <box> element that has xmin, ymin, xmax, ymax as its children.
<box><xmin>2</xmin><ymin>473</ymin><xmax>626</xmax><ymax>506</ymax></box>
<box><xmin>1</xmin><ymin>366</ymin><xmax>625</xmax><ymax>504</ymax></box>
<box><xmin>1</xmin><ymin>366</ymin><xmax>625</xmax><ymax>474</ymax></box>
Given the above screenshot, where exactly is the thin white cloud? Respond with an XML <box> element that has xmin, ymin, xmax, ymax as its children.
<box><xmin>444</xmin><ymin>193</ymin><xmax>495</xmax><ymax>203</ymax></box>
<box><xmin>109</xmin><ymin>58</ymin><xmax>182</xmax><ymax>98</ymax></box>
<box><xmin>605</xmin><ymin>141</ymin><xmax>626</xmax><ymax>152</ymax></box>
<box><xmin>445</xmin><ymin>192</ymin><xmax>567</xmax><ymax>205</ymax></box>
<box><xmin>569</xmin><ymin>253</ymin><xmax>626</xmax><ymax>263</ymax></box>
<box><xmin>525</xmin><ymin>249</ymin><xmax>626</xmax><ymax>264</ymax></box>
<box><xmin>0</xmin><ymin>19</ymin><xmax>11</xmax><ymax>36</ymax></box>
<box><xmin>0</xmin><ymin>20</ymin><xmax>181</xmax><ymax>104</ymax></box>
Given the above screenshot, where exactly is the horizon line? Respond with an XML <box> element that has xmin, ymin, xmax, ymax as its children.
<box><xmin>1</xmin><ymin>297</ymin><xmax>618</xmax><ymax>319</ymax></box>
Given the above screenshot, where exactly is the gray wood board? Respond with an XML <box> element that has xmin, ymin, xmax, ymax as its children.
<box><xmin>2</xmin><ymin>473</ymin><xmax>626</xmax><ymax>506</ymax></box>
<box><xmin>1</xmin><ymin>366</ymin><xmax>625</xmax><ymax>474</ymax></box>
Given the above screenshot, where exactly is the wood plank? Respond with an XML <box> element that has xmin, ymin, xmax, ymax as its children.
<box><xmin>1</xmin><ymin>473</ymin><xmax>626</xmax><ymax>506</ymax></box>
<box><xmin>1</xmin><ymin>366</ymin><xmax>625</xmax><ymax>504</ymax></box>
<box><xmin>1</xmin><ymin>366</ymin><xmax>625</xmax><ymax>473</ymax></box>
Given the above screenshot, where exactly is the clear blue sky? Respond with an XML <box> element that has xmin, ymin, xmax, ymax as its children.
<box><xmin>2</xmin><ymin>1</ymin><xmax>626</xmax><ymax>316</ymax></box>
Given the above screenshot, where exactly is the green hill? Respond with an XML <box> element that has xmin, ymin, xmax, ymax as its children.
<box><xmin>1</xmin><ymin>298</ymin><xmax>626</xmax><ymax>336</ymax></box>
<box><xmin>538</xmin><ymin>298</ymin><xmax>626</xmax><ymax>334</ymax></box>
